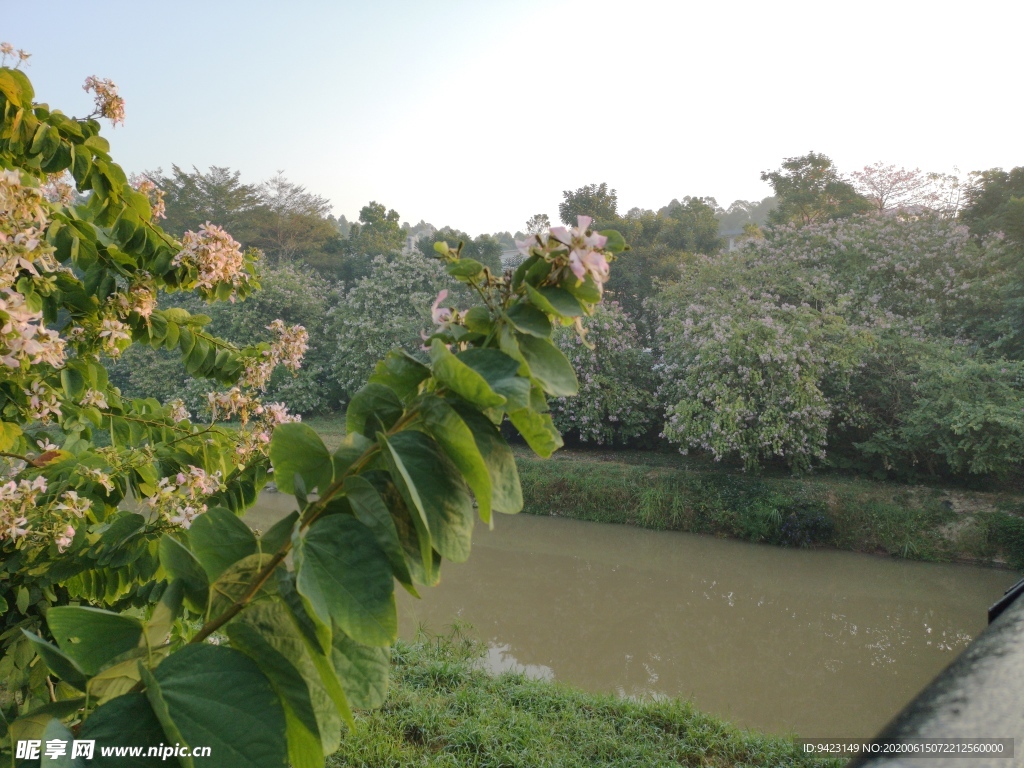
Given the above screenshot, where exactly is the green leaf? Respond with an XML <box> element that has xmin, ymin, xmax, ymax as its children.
<box><xmin>270</xmin><ymin>423</ymin><xmax>333</xmax><ymax>495</ymax></box>
<box><xmin>420</xmin><ymin>396</ymin><xmax>493</xmax><ymax>525</ymax></box>
<box><xmin>429</xmin><ymin>339</ymin><xmax>506</xmax><ymax>408</ymax></box>
<box><xmin>450</xmin><ymin>403</ymin><xmax>523</xmax><ymax>514</ymax></box>
<box><xmin>0</xmin><ymin>70</ymin><xmax>25</xmax><ymax>107</ymax></box>
<box><xmin>332</xmin><ymin>629</ymin><xmax>390</xmax><ymax>710</ymax></box>
<box><xmin>525</xmin><ymin>284</ymin><xmax>584</xmax><ymax>318</ymax></box>
<box><xmin>40</xmin><ymin>719</ymin><xmax>85</xmax><ymax>768</ymax></box>
<box><xmin>149</xmin><ymin>644</ymin><xmax>288</xmax><ymax>768</ymax></box>
<box><xmin>332</xmin><ymin>432</ymin><xmax>372</xmax><ymax>480</ymax></box>
<box><xmin>8</xmin><ymin>700</ymin><xmax>86</xmax><ymax>751</ymax></box>
<box><xmin>45</xmin><ymin>606</ymin><xmax>143</xmax><ymax>675</ymax></box>
<box><xmin>294</xmin><ymin>515</ymin><xmax>396</xmax><ymax>648</ymax></box>
<box><xmin>208</xmin><ymin>554</ymin><xmax>278</xmax><ymax>621</ymax></box>
<box><xmin>227</xmin><ymin>599</ymin><xmax>344</xmax><ymax>764</ymax></box>
<box><xmin>78</xmin><ymin>692</ymin><xmax>167</xmax><ymax>768</ymax></box>
<box><xmin>456</xmin><ymin>348</ymin><xmax>530</xmax><ymax>411</ymax></box>
<box><xmin>158</xmin><ymin>535</ymin><xmax>209</xmax><ymax>612</ymax></box>
<box><xmin>276</xmin><ymin>572</ymin><xmax>358</xmax><ymax>746</ymax></box>
<box><xmin>346</xmin><ymin>382</ymin><xmax>403</xmax><ymax>437</ymax></box>
<box><xmin>189</xmin><ymin>506</ymin><xmax>258</xmax><ymax>581</ymax></box>
<box><xmin>463</xmin><ymin>305</ymin><xmax>493</xmax><ymax>334</ymax></box>
<box><xmin>87</xmin><ymin>654</ymin><xmax>146</xmax><ymax>706</ymax></box>
<box><xmin>343</xmin><ymin>476</ymin><xmax>416</xmax><ymax>595</ymax></box>
<box><xmin>515</xmin><ymin>333</ymin><xmax>579</xmax><ymax>397</ymax></box>
<box><xmin>509</xmin><ymin>408</ymin><xmax>564</xmax><ymax>458</ymax></box>
<box><xmin>260</xmin><ymin>510</ymin><xmax>299</xmax><ymax>554</ymax></box>
<box><xmin>382</xmin><ymin>430</ymin><xmax>474</xmax><ymax>563</ymax></box>
<box><xmin>145</xmin><ymin>579</ymin><xmax>184</xmax><ymax>649</ymax></box>
<box><xmin>445</xmin><ymin>258</ymin><xmax>484</xmax><ymax>278</ymax></box>
<box><xmin>0</xmin><ymin>421</ymin><xmax>22</xmax><ymax>452</ymax></box>
<box><xmin>600</xmin><ymin>228</ymin><xmax>627</xmax><ymax>253</ymax></box>
<box><xmin>368</xmin><ymin>349</ymin><xmax>429</xmax><ymax>401</ymax></box>
<box><xmin>178</xmin><ymin>326</ymin><xmax>196</xmax><ymax>358</ymax></box>
<box><xmin>21</xmin><ymin>631</ymin><xmax>89</xmax><ymax>691</ymax></box>
<box><xmin>506</xmin><ymin>302</ymin><xmax>552</xmax><ymax>338</ymax></box>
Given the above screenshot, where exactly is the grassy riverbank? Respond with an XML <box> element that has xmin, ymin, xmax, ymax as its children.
<box><xmin>516</xmin><ymin>449</ymin><xmax>1024</xmax><ymax>569</ymax></box>
<box><xmin>329</xmin><ymin>628</ymin><xmax>838</xmax><ymax>768</ymax></box>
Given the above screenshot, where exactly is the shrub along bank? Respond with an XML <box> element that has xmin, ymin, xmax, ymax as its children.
<box><xmin>328</xmin><ymin>629</ymin><xmax>839</xmax><ymax>768</ymax></box>
<box><xmin>516</xmin><ymin>450</ymin><xmax>1024</xmax><ymax>569</ymax></box>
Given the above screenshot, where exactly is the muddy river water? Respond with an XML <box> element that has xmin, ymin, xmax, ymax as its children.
<box><xmin>247</xmin><ymin>494</ymin><xmax>1017</xmax><ymax>738</ymax></box>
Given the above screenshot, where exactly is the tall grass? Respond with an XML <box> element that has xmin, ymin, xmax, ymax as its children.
<box><xmin>329</xmin><ymin>627</ymin><xmax>840</xmax><ymax>768</ymax></box>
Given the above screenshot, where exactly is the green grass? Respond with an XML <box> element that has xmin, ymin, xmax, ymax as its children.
<box><xmin>329</xmin><ymin>627</ymin><xmax>838</xmax><ymax>768</ymax></box>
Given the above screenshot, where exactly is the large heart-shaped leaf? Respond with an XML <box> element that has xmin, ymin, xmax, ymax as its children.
<box><xmin>451</xmin><ymin>402</ymin><xmax>523</xmax><ymax>514</ymax></box>
<box><xmin>189</xmin><ymin>506</ymin><xmax>257</xmax><ymax>581</ymax></box>
<box><xmin>78</xmin><ymin>693</ymin><xmax>167</xmax><ymax>768</ymax></box>
<box><xmin>345</xmin><ymin>382</ymin><xmax>403</xmax><ymax>437</ymax></box>
<box><xmin>332</xmin><ymin>629</ymin><xmax>390</xmax><ymax>710</ymax></box>
<box><xmin>420</xmin><ymin>396</ymin><xmax>493</xmax><ymax>525</ymax></box>
<box><xmin>227</xmin><ymin>600</ymin><xmax>344</xmax><ymax>765</ymax></box>
<box><xmin>429</xmin><ymin>339</ymin><xmax>505</xmax><ymax>408</ymax></box>
<box><xmin>344</xmin><ymin>475</ymin><xmax>416</xmax><ymax>593</ymax></box>
<box><xmin>269</xmin><ymin>423</ymin><xmax>333</xmax><ymax>495</ymax></box>
<box><xmin>46</xmin><ymin>606</ymin><xmax>143</xmax><ymax>675</ymax></box>
<box><xmin>382</xmin><ymin>430</ymin><xmax>474</xmax><ymax>562</ymax></box>
<box><xmin>147</xmin><ymin>644</ymin><xmax>288</xmax><ymax>768</ymax></box>
<box><xmin>516</xmin><ymin>333</ymin><xmax>578</xmax><ymax>397</ymax></box>
<box><xmin>294</xmin><ymin>515</ymin><xmax>396</xmax><ymax>647</ymax></box>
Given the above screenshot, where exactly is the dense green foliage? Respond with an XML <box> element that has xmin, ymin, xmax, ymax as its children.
<box><xmin>329</xmin><ymin>628</ymin><xmax>839</xmax><ymax>768</ymax></box>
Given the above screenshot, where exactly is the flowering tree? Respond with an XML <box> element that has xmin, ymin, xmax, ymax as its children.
<box><xmin>550</xmin><ymin>303</ymin><xmax>660</xmax><ymax>445</ymax></box>
<box><xmin>653</xmin><ymin>211</ymin><xmax>1009</xmax><ymax>474</ymax></box>
<box><xmin>0</xmin><ymin>51</ymin><xmax>624</xmax><ymax>767</ymax></box>
<box><xmin>850</xmin><ymin>162</ymin><xmax>962</xmax><ymax>216</ymax></box>
<box><xmin>327</xmin><ymin>250</ymin><xmax>454</xmax><ymax>400</ymax></box>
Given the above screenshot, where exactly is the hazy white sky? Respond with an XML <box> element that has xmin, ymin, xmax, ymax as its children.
<box><xmin>3</xmin><ymin>0</ymin><xmax>1020</xmax><ymax>234</ymax></box>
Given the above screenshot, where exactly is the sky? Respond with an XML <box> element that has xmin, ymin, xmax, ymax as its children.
<box><xmin>3</xmin><ymin>0</ymin><xmax>1021</xmax><ymax>235</ymax></box>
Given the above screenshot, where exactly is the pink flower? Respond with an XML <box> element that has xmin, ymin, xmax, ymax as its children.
<box><xmin>431</xmin><ymin>289</ymin><xmax>453</xmax><ymax>325</ymax></box>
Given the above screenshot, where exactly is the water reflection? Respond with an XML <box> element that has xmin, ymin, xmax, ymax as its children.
<box><xmin>247</xmin><ymin>496</ymin><xmax>1016</xmax><ymax>737</ymax></box>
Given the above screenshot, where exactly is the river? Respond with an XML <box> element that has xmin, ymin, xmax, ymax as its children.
<box><xmin>247</xmin><ymin>495</ymin><xmax>1017</xmax><ymax>738</ymax></box>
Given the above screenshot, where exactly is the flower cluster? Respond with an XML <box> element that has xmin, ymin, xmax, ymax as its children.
<box><xmin>0</xmin><ymin>42</ymin><xmax>30</xmax><ymax>67</ymax></box>
<box><xmin>0</xmin><ymin>476</ymin><xmax>44</xmax><ymax>543</ymax></box>
<box><xmin>167</xmin><ymin>398</ymin><xmax>190</xmax><ymax>423</ymax></box>
<box><xmin>1</xmin><ymin>169</ymin><xmax>60</xmax><ymax>290</ymax></box>
<box><xmin>173</xmin><ymin>223</ymin><xmax>251</xmax><ymax>300</ymax></box>
<box><xmin>42</xmin><ymin>172</ymin><xmax>76</xmax><ymax>207</ymax></box>
<box><xmin>207</xmin><ymin>387</ymin><xmax>256</xmax><ymax>423</ymax></box>
<box><xmin>234</xmin><ymin>402</ymin><xmax>301</xmax><ymax>467</ymax></box>
<box><xmin>97</xmin><ymin>315</ymin><xmax>131</xmax><ymax>358</ymax></box>
<box><xmin>516</xmin><ymin>215</ymin><xmax>611</xmax><ymax>292</ymax></box>
<box><xmin>0</xmin><ymin>479</ymin><xmax>88</xmax><ymax>552</ymax></box>
<box><xmin>130</xmin><ymin>174</ymin><xmax>166</xmax><ymax>220</ymax></box>
<box><xmin>241</xmin><ymin>320</ymin><xmax>308</xmax><ymax>390</ymax></box>
<box><xmin>24</xmin><ymin>379</ymin><xmax>62</xmax><ymax>422</ymax></box>
<box><xmin>142</xmin><ymin>466</ymin><xmax>223</xmax><ymax>529</ymax></box>
<box><xmin>82</xmin><ymin>76</ymin><xmax>125</xmax><ymax>126</ymax></box>
<box><xmin>0</xmin><ymin>289</ymin><xmax>66</xmax><ymax>370</ymax></box>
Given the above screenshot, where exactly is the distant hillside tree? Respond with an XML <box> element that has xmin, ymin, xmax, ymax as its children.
<box><xmin>559</xmin><ymin>182</ymin><xmax>618</xmax><ymax>227</ymax></box>
<box><xmin>761</xmin><ymin>152</ymin><xmax>871</xmax><ymax>226</ymax></box>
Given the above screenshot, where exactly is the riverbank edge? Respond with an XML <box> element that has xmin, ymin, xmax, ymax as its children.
<box><xmin>515</xmin><ymin>450</ymin><xmax>1024</xmax><ymax>570</ymax></box>
<box><xmin>328</xmin><ymin>628</ymin><xmax>840</xmax><ymax>768</ymax></box>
